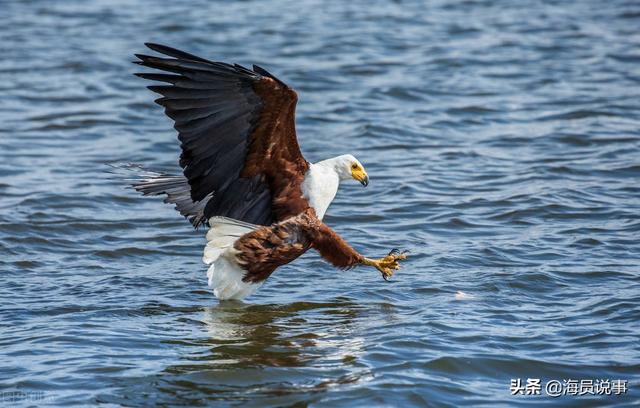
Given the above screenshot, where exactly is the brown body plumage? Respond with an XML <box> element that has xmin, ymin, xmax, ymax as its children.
<box><xmin>235</xmin><ymin>208</ymin><xmax>365</xmax><ymax>283</ymax></box>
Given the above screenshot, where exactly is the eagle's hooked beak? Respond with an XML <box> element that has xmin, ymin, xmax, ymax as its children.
<box><xmin>360</xmin><ymin>174</ymin><xmax>369</xmax><ymax>187</ymax></box>
<box><xmin>352</xmin><ymin>166</ymin><xmax>369</xmax><ymax>187</ymax></box>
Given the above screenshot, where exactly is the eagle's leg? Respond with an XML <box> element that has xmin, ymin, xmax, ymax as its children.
<box><xmin>304</xmin><ymin>215</ymin><xmax>408</xmax><ymax>280</ymax></box>
<box><xmin>362</xmin><ymin>249</ymin><xmax>408</xmax><ymax>280</ymax></box>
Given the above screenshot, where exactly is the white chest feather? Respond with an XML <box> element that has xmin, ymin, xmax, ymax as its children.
<box><xmin>301</xmin><ymin>163</ymin><xmax>340</xmax><ymax>220</ymax></box>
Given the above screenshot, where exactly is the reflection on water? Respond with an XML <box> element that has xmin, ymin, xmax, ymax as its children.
<box><xmin>197</xmin><ymin>300</ymin><xmax>364</xmax><ymax>368</ymax></box>
<box><xmin>166</xmin><ymin>300</ymin><xmax>366</xmax><ymax>369</ymax></box>
<box><xmin>102</xmin><ymin>299</ymin><xmax>381</xmax><ymax>405</ymax></box>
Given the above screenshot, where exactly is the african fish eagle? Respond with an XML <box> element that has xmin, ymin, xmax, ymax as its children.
<box><xmin>127</xmin><ymin>43</ymin><xmax>407</xmax><ymax>300</ymax></box>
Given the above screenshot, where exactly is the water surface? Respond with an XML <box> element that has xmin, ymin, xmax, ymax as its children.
<box><xmin>1</xmin><ymin>0</ymin><xmax>639</xmax><ymax>406</ymax></box>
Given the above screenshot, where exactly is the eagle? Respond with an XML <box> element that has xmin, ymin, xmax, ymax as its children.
<box><xmin>128</xmin><ymin>43</ymin><xmax>407</xmax><ymax>300</ymax></box>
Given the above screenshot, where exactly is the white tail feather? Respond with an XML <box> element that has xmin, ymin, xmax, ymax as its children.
<box><xmin>203</xmin><ymin>217</ymin><xmax>262</xmax><ymax>300</ymax></box>
<box><xmin>203</xmin><ymin>217</ymin><xmax>256</xmax><ymax>264</ymax></box>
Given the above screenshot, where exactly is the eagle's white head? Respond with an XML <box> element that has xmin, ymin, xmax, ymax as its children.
<box><xmin>320</xmin><ymin>154</ymin><xmax>369</xmax><ymax>186</ymax></box>
<box><xmin>303</xmin><ymin>154</ymin><xmax>369</xmax><ymax>220</ymax></box>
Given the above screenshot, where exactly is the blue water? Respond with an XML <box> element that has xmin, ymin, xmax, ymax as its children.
<box><xmin>1</xmin><ymin>0</ymin><xmax>639</xmax><ymax>406</ymax></box>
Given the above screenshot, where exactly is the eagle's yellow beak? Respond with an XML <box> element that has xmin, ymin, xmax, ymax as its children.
<box><xmin>351</xmin><ymin>165</ymin><xmax>369</xmax><ymax>187</ymax></box>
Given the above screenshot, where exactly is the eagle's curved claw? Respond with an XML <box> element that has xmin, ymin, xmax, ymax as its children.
<box><xmin>363</xmin><ymin>250</ymin><xmax>408</xmax><ymax>281</ymax></box>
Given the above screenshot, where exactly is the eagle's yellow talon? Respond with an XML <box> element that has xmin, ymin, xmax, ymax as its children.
<box><xmin>363</xmin><ymin>249</ymin><xmax>407</xmax><ymax>280</ymax></box>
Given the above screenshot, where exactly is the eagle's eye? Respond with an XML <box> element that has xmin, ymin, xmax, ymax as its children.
<box><xmin>352</xmin><ymin>163</ymin><xmax>358</xmax><ymax>170</ymax></box>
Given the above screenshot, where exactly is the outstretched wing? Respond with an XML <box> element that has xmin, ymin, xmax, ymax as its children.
<box><xmin>134</xmin><ymin>43</ymin><xmax>310</xmax><ymax>226</ymax></box>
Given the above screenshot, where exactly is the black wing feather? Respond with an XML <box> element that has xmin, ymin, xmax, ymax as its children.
<box><xmin>144</xmin><ymin>42</ymin><xmax>214</xmax><ymax>64</ymax></box>
<box><xmin>135</xmin><ymin>43</ymin><xmax>273</xmax><ymax>225</ymax></box>
<box><xmin>253</xmin><ymin>64</ymin><xmax>287</xmax><ymax>87</ymax></box>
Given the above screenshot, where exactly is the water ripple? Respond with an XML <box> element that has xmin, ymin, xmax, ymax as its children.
<box><xmin>1</xmin><ymin>0</ymin><xmax>639</xmax><ymax>406</ymax></box>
